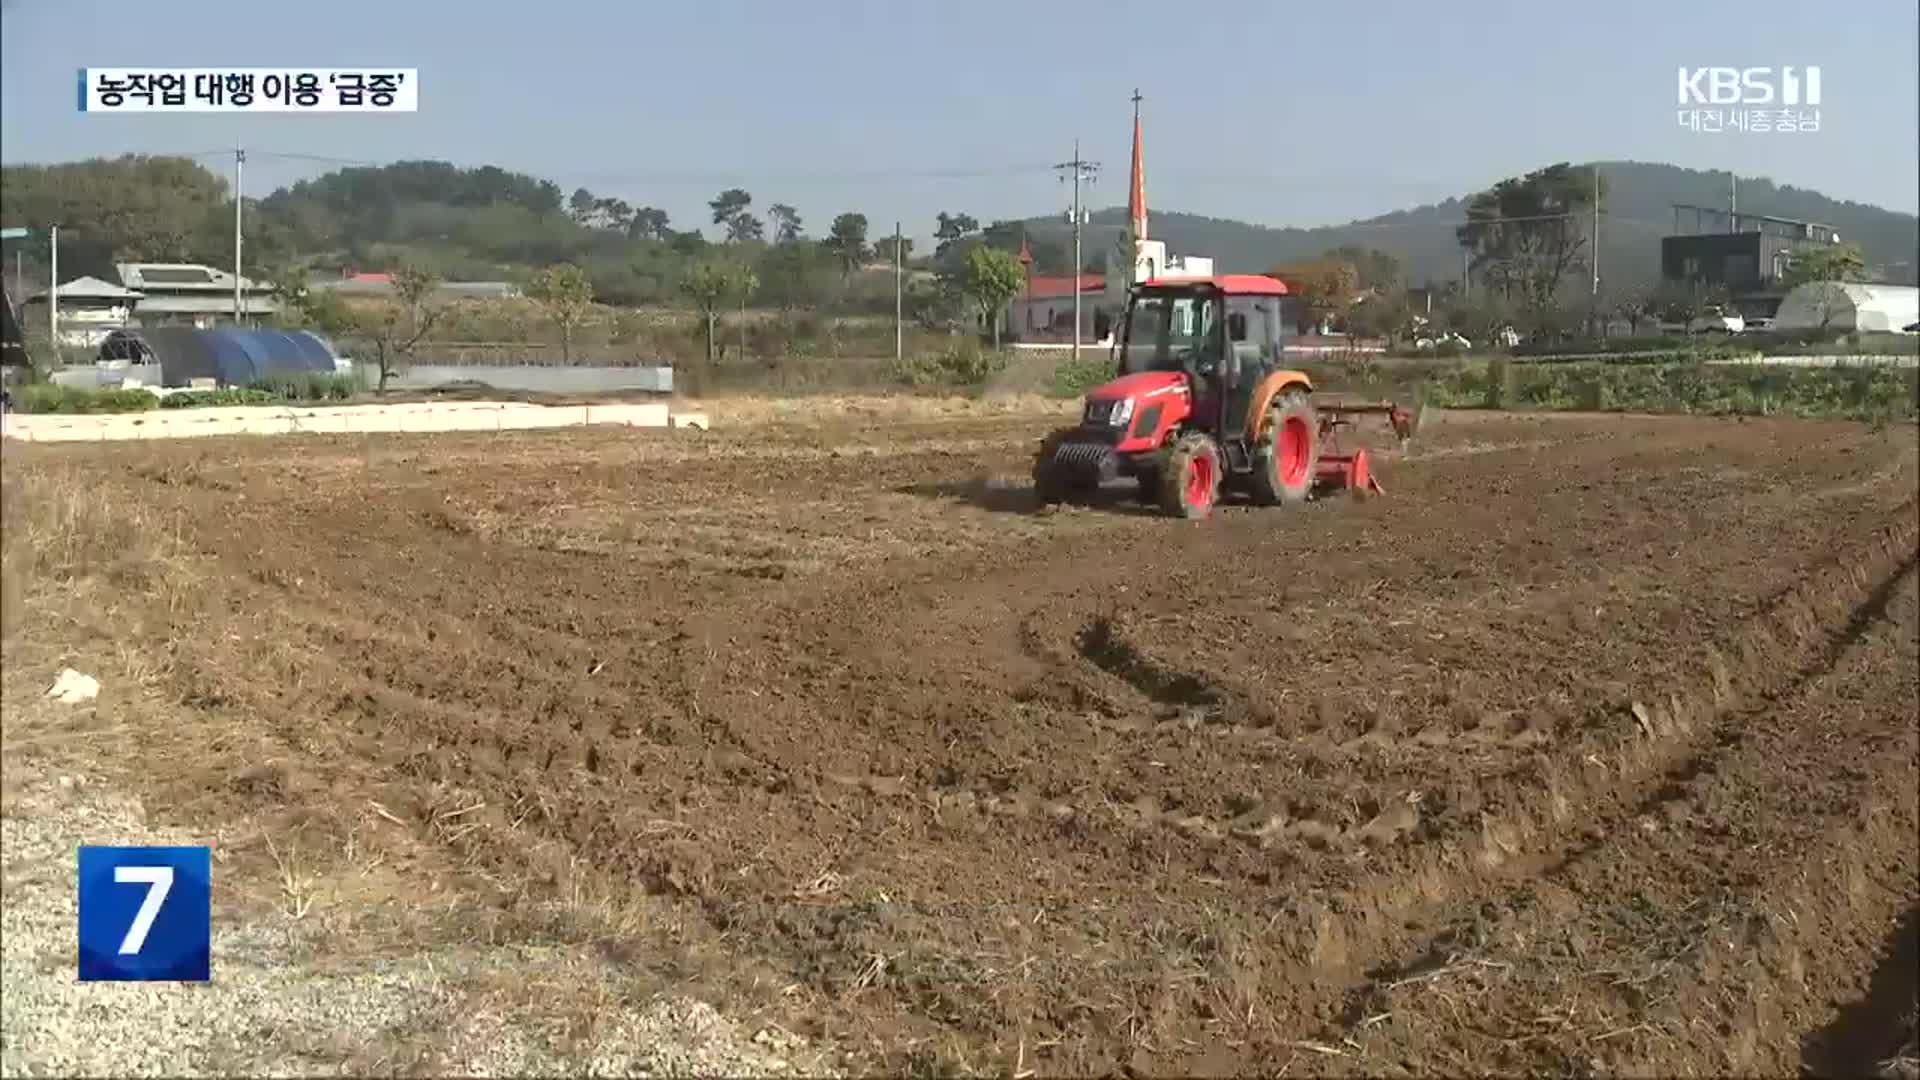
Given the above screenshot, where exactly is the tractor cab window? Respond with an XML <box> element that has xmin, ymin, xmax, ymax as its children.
<box><xmin>1118</xmin><ymin>291</ymin><xmax>1223</xmax><ymax>375</ymax></box>
<box><xmin>1227</xmin><ymin>295</ymin><xmax>1284</xmax><ymax>371</ymax></box>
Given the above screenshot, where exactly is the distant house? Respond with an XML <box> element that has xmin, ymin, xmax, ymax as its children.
<box><xmin>1007</xmin><ymin>273</ymin><xmax>1108</xmax><ymax>339</ymax></box>
<box><xmin>311</xmin><ymin>270</ymin><xmax>522</xmax><ymax>301</ymax></box>
<box><xmin>1659</xmin><ymin>205</ymin><xmax>1843</xmax><ymax>320</ymax></box>
<box><xmin>22</xmin><ymin>275</ymin><xmax>144</xmax><ymax>347</ymax></box>
<box><xmin>116</xmin><ymin>263</ymin><xmax>279</xmax><ymax>328</ymax></box>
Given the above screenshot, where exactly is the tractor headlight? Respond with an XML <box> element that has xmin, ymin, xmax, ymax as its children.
<box><xmin>1105</xmin><ymin>398</ymin><xmax>1135</xmax><ymax>429</ymax></box>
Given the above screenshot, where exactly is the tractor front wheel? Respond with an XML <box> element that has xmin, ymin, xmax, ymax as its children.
<box><xmin>1250</xmin><ymin>390</ymin><xmax>1318</xmax><ymax>507</ymax></box>
<box><xmin>1159</xmin><ymin>432</ymin><xmax>1221</xmax><ymax>519</ymax></box>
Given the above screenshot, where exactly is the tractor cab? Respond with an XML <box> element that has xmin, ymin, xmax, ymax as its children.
<box><xmin>1033</xmin><ymin>275</ymin><xmax>1410</xmax><ymax>519</ymax></box>
<box><xmin>1112</xmin><ymin>277</ymin><xmax>1291</xmax><ymax>444</ymax></box>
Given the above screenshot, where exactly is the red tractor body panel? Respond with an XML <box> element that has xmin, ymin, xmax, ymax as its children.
<box><xmin>1139</xmin><ymin>273</ymin><xmax>1289</xmax><ymax>296</ymax></box>
<box><xmin>1084</xmin><ymin>369</ymin><xmax>1187</xmax><ymax>403</ymax></box>
<box><xmin>1084</xmin><ymin>370</ymin><xmax>1193</xmax><ymax>453</ymax></box>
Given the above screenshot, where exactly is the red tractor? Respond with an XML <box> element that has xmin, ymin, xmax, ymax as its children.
<box><xmin>1033</xmin><ymin>274</ymin><xmax>1413</xmax><ymax>519</ymax></box>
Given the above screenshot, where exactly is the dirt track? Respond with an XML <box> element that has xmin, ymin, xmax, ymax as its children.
<box><xmin>6</xmin><ymin>406</ymin><xmax>1917</xmax><ymax>1075</ymax></box>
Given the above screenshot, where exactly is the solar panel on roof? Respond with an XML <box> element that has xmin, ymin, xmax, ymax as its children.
<box><xmin>137</xmin><ymin>267</ymin><xmax>215</xmax><ymax>284</ymax></box>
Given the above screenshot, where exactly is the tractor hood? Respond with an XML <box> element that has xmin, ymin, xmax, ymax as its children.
<box><xmin>1084</xmin><ymin>369</ymin><xmax>1189</xmax><ymax>403</ymax></box>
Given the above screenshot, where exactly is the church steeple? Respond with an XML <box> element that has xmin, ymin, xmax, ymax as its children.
<box><xmin>1127</xmin><ymin>89</ymin><xmax>1147</xmax><ymax>247</ymax></box>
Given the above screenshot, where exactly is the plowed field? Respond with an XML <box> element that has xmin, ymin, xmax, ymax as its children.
<box><xmin>8</xmin><ymin>406</ymin><xmax>1916</xmax><ymax>1075</ymax></box>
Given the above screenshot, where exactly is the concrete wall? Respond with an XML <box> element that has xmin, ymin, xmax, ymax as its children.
<box><xmin>49</xmin><ymin>362</ymin><xmax>164</xmax><ymax>390</ymax></box>
<box><xmin>3</xmin><ymin>399</ymin><xmax>709</xmax><ymax>443</ymax></box>
<box><xmin>386</xmin><ymin>364</ymin><xmax>674</xmax><ymax>394</ymax></box>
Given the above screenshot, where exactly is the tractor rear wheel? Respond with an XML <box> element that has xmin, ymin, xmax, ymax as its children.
<box><xmin>1250</xmin><ymin>390</ymin><xmax>1318</xmax><ymax>506</ymax></box>
<box><xmin>1158</xmin><ymin>432</ymin><xmax>1221</xmax><ymax>519</ymax></box>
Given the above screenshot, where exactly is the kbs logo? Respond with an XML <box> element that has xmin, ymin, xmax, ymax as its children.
<box><xmin>1676</xmin><ymin>66</ymin><xmax>1822</xmax><ymax>135</ymax></box>
<box><xmin>1677</xmin><ymin>66</ymin><xmax>1821</xmax><ymax>106</ymax></box>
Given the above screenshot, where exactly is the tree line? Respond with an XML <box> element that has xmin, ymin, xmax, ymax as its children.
<box><xmin>1</xmin><ymin>155</ymin><xmax>1080</xmax><ymax>316</ymax></box>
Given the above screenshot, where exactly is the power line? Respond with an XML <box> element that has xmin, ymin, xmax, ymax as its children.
<box><xmin>1145</xmin><ymin>171</ymin><xmax>1495</xmax><ymax>192</ymax></box>
<box><xmin>248</xmin><ymin>150</ymin><xmax>385</xmax><ymax>167</ymax></box>
<box><xmin>1045</xmin><ymin>210</ymin><xmax>1617</xmax><ymax>233</ymax></box>
<box><xmin>564</xmin><ymin>164</ymin><xmax>1060</xmax><ymax>183</ymax></box>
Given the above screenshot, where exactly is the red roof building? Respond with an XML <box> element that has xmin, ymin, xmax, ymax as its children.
<box><xmin>1009</xmin><ymin>273</ymin><xmax>1111</xmax><ymax>338</ymax></box>
<box><xmin>1022</xmin><ymin>273</ymin><xmax>1106</xmax><ymax>300</ymax></box>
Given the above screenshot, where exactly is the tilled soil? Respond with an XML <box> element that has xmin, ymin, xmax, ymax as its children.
<box><xmin>9</xmin><ymin>408</ymin><xmax>1917</xmax><ymax>1074</ymax></box>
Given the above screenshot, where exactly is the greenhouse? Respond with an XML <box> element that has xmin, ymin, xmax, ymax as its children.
<box><xmin>1773</xmin><ymin>283</ymin><xmax>1920</xmax><ymax>334</ymax></box>
<box><xmin>139</xmin><ymin>327</ymin><xmax>340</xmax><ymax>387</ymax></box>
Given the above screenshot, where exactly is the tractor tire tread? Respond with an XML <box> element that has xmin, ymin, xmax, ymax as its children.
<box><xmin>1250</xmin><ymin>390</ymin><xmax>1317</xmax><ymax>507</ymax></box>
<box><xmin>1158</xmin><ymin>432</ymin><xmax>1220</xmax><ymax>520</ymax></box>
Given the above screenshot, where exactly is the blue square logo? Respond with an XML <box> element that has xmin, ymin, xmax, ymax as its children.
<box><xmin>77</xmin><ymin>846</ymin><xmax>211</xmax><ymax>982</ymax></box>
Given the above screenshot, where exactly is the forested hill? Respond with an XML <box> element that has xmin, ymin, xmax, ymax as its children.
<box><xmin>1015</xmin><ymin>161</ymin><xmax>1919</xmax><ymax>287</ymax></box>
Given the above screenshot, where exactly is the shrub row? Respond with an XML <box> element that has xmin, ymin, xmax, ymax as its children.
<box><xmin>158</xmin><ymin>389</ymin><xmax>276</xmax><ymax>409</ymax></box>
<box><xmin>888</xmin><ymin>341</ymin><xmax>1009</xmax><ymax>389</ymax></box>
<box><xmin>1509</xmin><ymin>331</ymin><xmax>1917</xmax><ymax>360</ymax></box>
<box><xmin>1421</xmin><ymin>359</ymin><xmax>1919</xmax><ymax>422</ymax></box>
<box><xmin>7</xmin><ymin>372</ymin><xmax>359</xmax><ymax>414</ymax></box>
<box><xmin>6</xmin><ymin>385</ymin><xmax>160</xmax><ymax>414</ymax></box>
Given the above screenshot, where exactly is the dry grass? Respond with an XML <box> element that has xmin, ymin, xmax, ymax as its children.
<box><xmin>1</xmin><ymin>463</ymin><xmax>192</xmax><ymax>634</ymax></box>
<box><xmin>1881</xmin><ymin>1011</ymin><xmax>1920</xmax><ymax>1080</ymax></box>
<box><xmin>0</xmin><ymin>460</ymin><xmax>203</xmax><ymax>759</ymax></box>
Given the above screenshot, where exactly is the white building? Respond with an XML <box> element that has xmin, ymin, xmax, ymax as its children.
<box><xmin>116</xmin><ymin>263</ymin><xmax>279</xmax><ymax>328</ymax></box>
<box><xmin>22</xmin><ymin>276</ymin><xmax>143</xmax><ymax>348</ymax></box>
<box><xmin>1773</xmin><ymin>283</ymin><xmax>1920</xmax><ymax>333</ymax></box>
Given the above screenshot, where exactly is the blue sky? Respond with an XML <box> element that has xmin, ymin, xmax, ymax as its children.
<box><xmin>3</xmin><ymin>0</ymin><xmax>1914</xmax><ymax>244</ymax></box>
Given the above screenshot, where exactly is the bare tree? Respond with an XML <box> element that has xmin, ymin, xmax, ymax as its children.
<box><xmin>346</xmin><ymin>264</ymin><xmax>443</xmax><ymax>392</ymax></box>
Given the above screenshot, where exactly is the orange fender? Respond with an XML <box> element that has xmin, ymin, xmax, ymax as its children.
<box><xmin>1244</xmin><ymin>369</ymin><xmax>1314</xmax><ymax>444</ymax></box>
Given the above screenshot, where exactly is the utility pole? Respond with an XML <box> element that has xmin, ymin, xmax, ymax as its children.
<box><xmin>48</xmin><ymin>225</ymin><xmax>58</xmax><ymax>350</ymax></box>
<box><xmin>1729</xmin><ymin>172</ymin><xmax>1737</xmax><ymax>230</ymax></box>
<box><xmin>1590</xmin><ymin>165</ymin><xmax>1600</xmax><ymax>299</ymax></box>
<box><xmin>233</xmin><ymin>145</ymin><xmax>246</xmax><ymax>325</ymax></box>
<box><xmin>1054</xmin><ymin>141</ymin><xmax>1098</xmax><ymax>366</ymax></box>
<box><xmin>1590</xmin><ymin>164</ymin><xmax>1603</xmax><ymax>337</ymax></box>
<box><xmin>893</xmin><ymin>221</ymin><xmax>903</xmax><ymax>364</ymax></box>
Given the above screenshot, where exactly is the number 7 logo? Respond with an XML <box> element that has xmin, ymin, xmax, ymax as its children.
<box><xmin>78</xmin><ymin>846</ymin><xmax>210</xmax><ymax>982</ymax></box>
<box><xmin>113</xmin><ymin>865</ymin><xmax>174</xmax><ymax>955</ymax></box>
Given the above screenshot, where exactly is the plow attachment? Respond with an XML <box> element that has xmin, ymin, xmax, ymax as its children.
<box><xmin>1313</xmin><ymin>399</ymin><xmax>1417</xmax><ymax>497</ymax></box>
